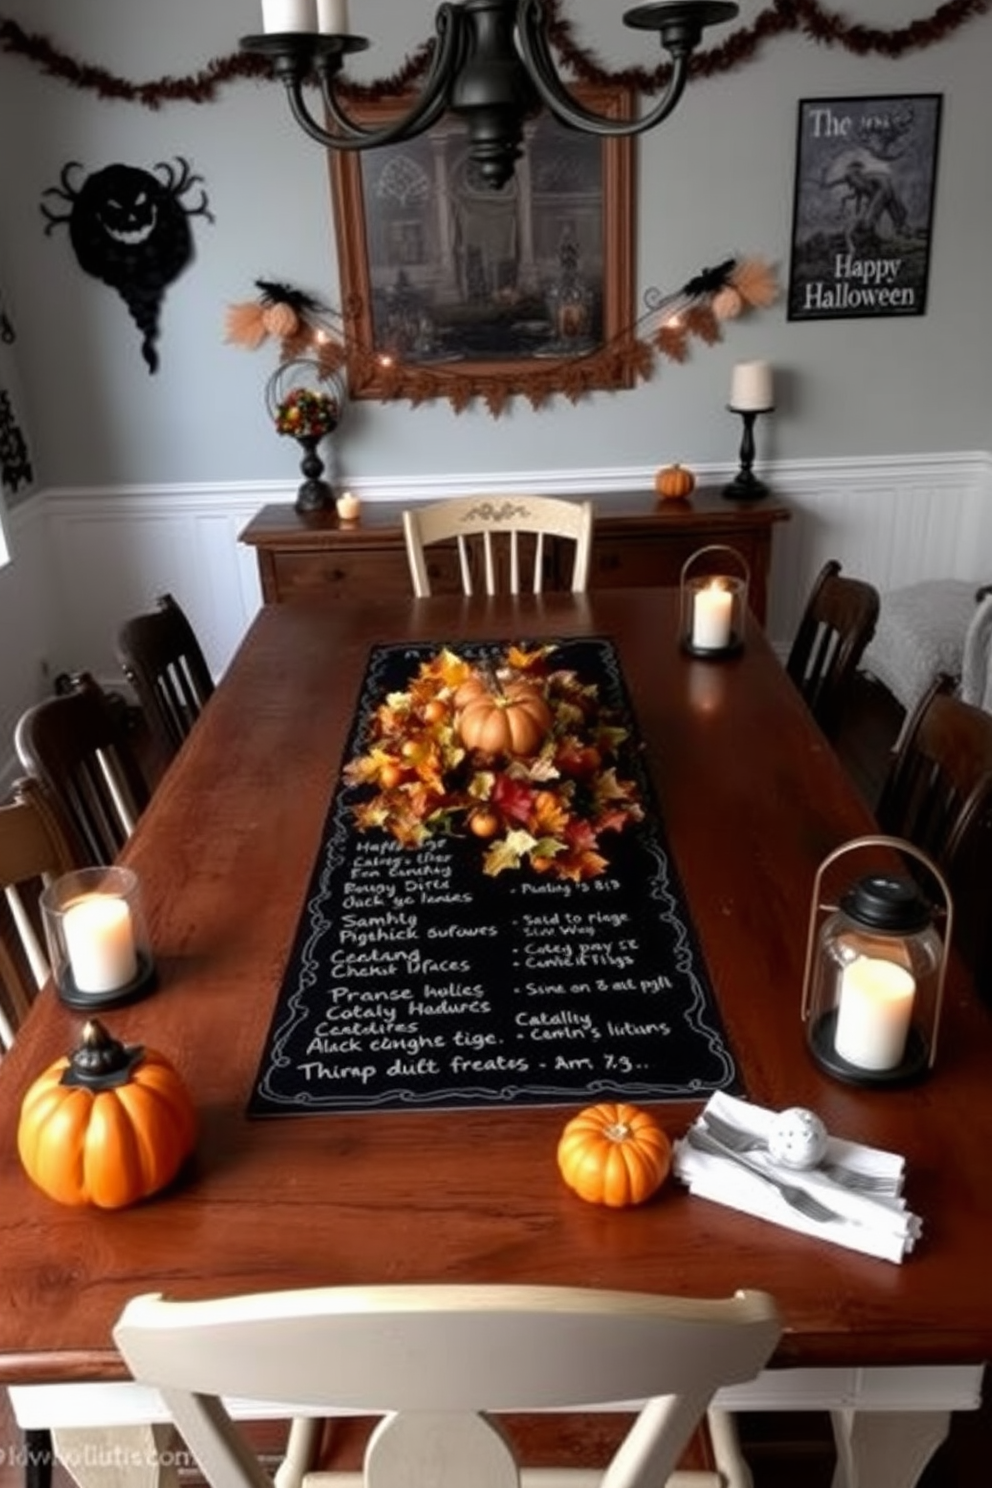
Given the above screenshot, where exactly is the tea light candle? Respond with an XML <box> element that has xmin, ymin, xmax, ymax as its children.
<box><xmin>317</xmin><ymin>0</ymin><xmax>350</xmax><ymax>31</ymax></box>
<box><xmin>834</xmin><ymin>954</ymin><xmax>916</xmax><ymax>1071</ymax></box>
<box><xmin>692</xmin><ymin>581</ymin><xmax>733</xmax><ymax>650</ymax></box>
<box><xmin>62</xmin><ymin>894</ymin><xmax>138</xmax><ymax>994</ymax></box>
<box><xmin>262</xmin><ymin>0</ymin><xmax>317</xmax><ymax>32</ymax></box>
<box><xmin>336</xmin><ymin>490</ymin><xmax>361</xmax><ymax>521</ymax></box>
<box><xmin>730</xmin><ymin>360</ymin><xmax>773</xmax><ymax>412</ymax></box>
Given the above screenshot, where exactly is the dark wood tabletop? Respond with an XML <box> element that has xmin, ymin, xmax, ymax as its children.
<box><xmin>2</xmin><ymin>589</ymin><xmax>992</xmax><ymax>1387</ymax></box>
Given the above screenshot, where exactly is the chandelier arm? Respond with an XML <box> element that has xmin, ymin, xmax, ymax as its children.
<box><xmin>284</xmin><ymin>5</ymin><xmax>464</xmax><ymax>151</ymax></box>
<box><xmin>515</xmin><ymin>0</ymin><xmax>691</xmax><ymax>136</ymax></box>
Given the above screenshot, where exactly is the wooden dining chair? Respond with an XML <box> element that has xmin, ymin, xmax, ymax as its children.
<box><xmin>786</xmin><ymin>559</ymin><xmax>881</xmax><ymax>742</ymax></box>
<box><xmin>14</xmin><ymin>672</ymin><xmax>151</xmax><ymax>866</ymax></box>
<box><xmin>113</xmin><ymin>1283</ymin><xmax>780</xmax><ymax>1488</ymax></box>
<box><xmin>876</xmin><ymin>674</ymin><xmax>992</xmax><ymax>992</ymax></box>
<box><xmin>0</xmin><ymin>776</ymin><xmax>80</xmax><ymax>1052</ymax></box>
<box><xmin>403</xmin><ymin>495</ymin><xmax>593</xmax><ymax>596</ymax></box>
<box><xmin>115</xmin><ymin>592</ymin><xmax>215</xmax><ymax>775</ymax></box>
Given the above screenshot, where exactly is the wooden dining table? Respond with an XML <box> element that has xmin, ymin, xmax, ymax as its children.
<box><xmin>2</xmin><ymin>589</ymin><xmax>992</xmax><ymax>1488</ymax></box>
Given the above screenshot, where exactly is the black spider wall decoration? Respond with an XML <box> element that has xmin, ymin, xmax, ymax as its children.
<box><xmin>40</xmin><ymin>158</ymin><xmax>214</xmax><ymax>373</ymax></box>
<box><xmin>0</xmin><ymin>389</ymin><xmax>34</xmax><ymax>495</ymax></box>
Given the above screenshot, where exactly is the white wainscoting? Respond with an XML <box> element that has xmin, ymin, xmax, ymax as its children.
<box><xmin>1</xmin><ymin>452</ymin><xmax>990</xmax><ymax>791</ymax></box>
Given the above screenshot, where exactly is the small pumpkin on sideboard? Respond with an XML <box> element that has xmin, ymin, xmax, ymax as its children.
<box><xmin>17</xmin><ymin>1018</ymin><xmax>197</xmax><ymax>1209</ymax></box>
<box><xmin>654</xmin><ymin>463</ymin><xmax>697</xmax><ymax>501</ymax></box>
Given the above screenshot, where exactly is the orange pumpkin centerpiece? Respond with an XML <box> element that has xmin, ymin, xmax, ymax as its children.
<box><xmin>17</xmin><ymin>1018</ymin><xmax>197</xmax><ymax>1209</ymax></box>
<box><xmin>456</xmin><ymin>666</ymin><xmax>552</xmax><ymax>758</ymax></box>
<box><xmin>557</xmin><ymin>1101</ymin><xmax>672</xmax><ymax>1207</ymax></box>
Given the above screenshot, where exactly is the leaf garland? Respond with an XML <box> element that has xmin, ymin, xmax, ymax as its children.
<box><xmin>0</xmin><ymin>2</ymin><xmax>987</xmax><ymax>107</ymax></box>
<box><xmin>342</xmin><ymin>644</ymin><xmax>644</xmax><ymax>883</ymax></box>
<box><xmin>226</xmin><ymin>256</ymin><xmax>779</xmax><ymax>417</ymax></box>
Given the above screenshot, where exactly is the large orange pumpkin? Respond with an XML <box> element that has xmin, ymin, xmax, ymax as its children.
<box><xmin>557</xmin><ymin>1102</ymin><xmax>671</xmax><ymax>1207</ymax></box>
<box><xmin>457</xmin><ymin>679</ymin><xmax>552</xmax><ymax>758</ymax></box>
<box><xmin>17</xmin><ymin>1018</ymin><xmax>197</xmax><ymax>1209</ymax></box>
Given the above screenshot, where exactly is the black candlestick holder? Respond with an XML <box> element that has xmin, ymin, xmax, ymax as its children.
<box><xmin>723</xmin><ymin>406</ymin><xmax>773</xmax><ymax>502</ymax></box>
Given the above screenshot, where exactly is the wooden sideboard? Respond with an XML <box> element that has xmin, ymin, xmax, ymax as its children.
<box><xmin>239</xmin><ymin>490</ymin><xmax>791</xmax><ymax>624</ymax></box>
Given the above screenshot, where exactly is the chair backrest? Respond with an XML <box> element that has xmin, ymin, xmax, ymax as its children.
<box><xmin>15</xmin><ymin>672</ymin><xmax>151</xmax><ymax>866</ymax></box>
<box><xmin>403</xmin><ymin>496</ymin><xmax>593</xmax><ymax>597</ymax></box>
<box><xmin>0</xmin><ymin>776</ymin><xmax>80</xmax><ymax>1050</ymax></box>
<box><xmin>786</xmin><ymin>560</ymin><xmax>881</xmax><ymax>740</ymax></box>
<box><xmin>116</xmin><ymin>593</ymin><xmax>215</xmax><ymax>771</ymax></box>
<box><xmin>114</xmin><ymin>1284</ymin><xmax>780</xmax><ymax>1488</ymax></box>
<box><xmin>876</xmin><ymin>675</ymin><xmax>992</xmax><ymax>984</ymax></box>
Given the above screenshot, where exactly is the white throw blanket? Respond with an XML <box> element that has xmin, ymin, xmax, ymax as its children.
<box><xmin>960</xmin><ymin>591</ymin><xmax>992</xmax><ymax>713</ymax></box>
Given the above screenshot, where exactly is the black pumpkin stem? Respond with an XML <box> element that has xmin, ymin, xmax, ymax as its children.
<box><xmin>60</xmin><ymin>1017</ymin><xmax>146</xmax><ymax>1090</ymax></box>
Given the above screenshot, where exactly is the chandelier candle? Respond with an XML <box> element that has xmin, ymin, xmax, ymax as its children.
<box><xmin>316</xmin><ymin>0</ymin><xmax>349</xmax><ymax>31</ymax></box>
<box><xmin>262</xmin><ymin>0</ymin><xmax>317</xmax><ymax>30</ymax></box>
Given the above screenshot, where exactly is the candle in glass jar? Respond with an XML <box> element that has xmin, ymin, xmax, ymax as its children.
<box><xmin>834</xmin><ymin>954</ymin><xmax>916</xmax><ymax>1070</ymax></box>
<box><xmin>336</xmin><ymin>490</ymin><xmax>361</xmax><ymax>521</ymax></box>
<box><xmin>691</xmin><ymin>581</ymin><xmax>733</xmax><ymax>650</ymax></box>
<box><xmin>730</xmin><ymin>360</ymin><xmax>773</xmax><ymax>412</ymax></box>
<box><xmin>262</xmin><ymin>0</ymin><xmax>317</xmax><ymax>32</ymax></box>
<box><xmin>62</xmin><ymin>894</ymin><xmax>138</xmax><ymax>994</ymax></box>
<box><xmin>317</xmin><ymin>0</ymin><xmax>350</xmax><ymax>31</ymax></box>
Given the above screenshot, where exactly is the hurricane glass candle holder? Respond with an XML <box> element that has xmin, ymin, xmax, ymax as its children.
<box><xmin>41</xmin><ymin>866</ymin><xmax>157</xmax><ymax>1010</ymax></box>
<box><xmin>680</xmin><ymin>545</ymin><xmax>749</xmax><ymax>659</ymax></box>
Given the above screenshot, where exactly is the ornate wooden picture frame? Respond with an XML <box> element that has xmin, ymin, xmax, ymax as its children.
<box><xmin>329</xmin><ymin>86</ymin><xmax>635</xmax><ymax>410</ymax></box>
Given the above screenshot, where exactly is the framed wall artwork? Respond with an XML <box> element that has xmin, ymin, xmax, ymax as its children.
<box><xmin>787</xmin><ymin>94</ymin><xmax>942</xmax><ymax>322</ymax></box>
<box><xmin>329</xmin><ymin>86</ymin><xmax>635</xmax><ymax>408</ymax></box>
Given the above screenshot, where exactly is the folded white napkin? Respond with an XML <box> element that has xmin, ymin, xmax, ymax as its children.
<box><xmin>672</xmin><ymin>1092</ymin><xmax>922</xmax><ymax>1264</ymax></box>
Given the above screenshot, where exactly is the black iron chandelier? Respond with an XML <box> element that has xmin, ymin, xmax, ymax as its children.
<box><xmin>242</xmin><ymin>0</ymin><xmax>739</xmax><ymax>190</ymax></box>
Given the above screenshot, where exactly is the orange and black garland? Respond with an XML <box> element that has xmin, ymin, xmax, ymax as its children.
<box><xmin>0</xmin><ymin>1</ymin><xmax>987</xmax><ymax>109</ymax></box>
<box><xmin>226</xmin><ymin>257</ymin><xmax>778</xmax><ymax>418</ymax></box>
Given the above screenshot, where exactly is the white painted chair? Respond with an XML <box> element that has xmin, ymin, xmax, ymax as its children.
<box><xmin>403</xmin><ymin>495</ymin><xmax>593</xmax><ymax>596</ymax></box>
<box><xmin>113</xmin><ymin>1283</ymin><xmax>781</xmax><ymax>1488</ymax></box>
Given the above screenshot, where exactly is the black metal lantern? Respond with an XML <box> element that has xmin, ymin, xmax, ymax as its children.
<box><xmin>801</xmin><ymin>836</ymin><xmax>952</xmax><ymax>1087</ymax></box>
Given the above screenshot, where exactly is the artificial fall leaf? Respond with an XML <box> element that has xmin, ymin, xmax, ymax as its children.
<box><xmin>483</xmin><ymin>829</ymin><xmax>538</xmax><ymax>877</ymax></box>
<box><xmin>553</xmin><ymin>846</ymin><xmax>610</xmax><ymax>883</ymax></box>
<box><xmin>505</xmin><ymin>644</ymin><xmax>556</xmax><ymax>673</ymax></box>
<box><xmin>224</xmin><ymin>301</ymin><xmax>268</xmax><ymax>349</ymax></box>
<box><xmin>528</xmin><ymin>790</ymin><xmax>570</xmax><ymax>838</ymax></box>
<box><xmin>492</xmin><ymin>772</ymin><xmax>537</xmax><ymax>824</ymax></box>
<box><xmin>342</xmin><ymin>746</ymin><xmax>396</xmax><ymax>786</ymax></box>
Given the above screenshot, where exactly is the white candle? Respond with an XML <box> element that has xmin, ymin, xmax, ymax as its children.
<box><xmin>62</xmin><ymin>894</ymin><xmax>138</xmax><ymax>994</ymax></box>
<box><xmin>834</xmin><ymin>954</ymin><xmax>916</xmax><ymax>1071</ymax></box>
<box><xmin>730</xmin><ymin>360</ymin><xmax>773</xmax><ymax>412</ymax></box>
<box><xmin>336</xmin><ymin>490</ymin><xmax>361</xmax><ymax>520</ymax></box>
<box><xmin>692</xmin><ymin>582</ymin><xmax>733</xmax><ymax>650</ymax></box>
<box><xmin>262</xmin><ymin>0</ymin><xmax>317</xmax><ymax>33</ymax></box>
<box><xmin>317</xmin><ymin>0</ymin><xmax>350</xmax><ymax>31</ymax></box>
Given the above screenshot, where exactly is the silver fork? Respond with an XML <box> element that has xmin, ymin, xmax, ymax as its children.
<box><xmin>686</xmin><ymin>1127</ymin><xmax>843</xmax><ymax>1225</ymax></box>
<box><xmin>702</xmin><ymin>1111</ymin><xmax>896</xmax><ymax>1195</ymax></box>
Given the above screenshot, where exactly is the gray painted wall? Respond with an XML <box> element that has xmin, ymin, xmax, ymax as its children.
<box><xmin>1</xmin><ymin>0</ymin><xmax>990</xmax><ymax>496</ymax></box>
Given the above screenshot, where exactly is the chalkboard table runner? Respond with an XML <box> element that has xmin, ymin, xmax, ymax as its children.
<box><xmin>249</xmin><ymin>637</ymin><xmax>738</xmax><ymax>1115</ymax></box>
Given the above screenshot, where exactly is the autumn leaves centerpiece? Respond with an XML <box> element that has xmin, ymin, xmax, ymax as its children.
<box><xmin>344</xmin><ymin>645</ymin><xmax>643</xmax><ymax>881</ymax></box>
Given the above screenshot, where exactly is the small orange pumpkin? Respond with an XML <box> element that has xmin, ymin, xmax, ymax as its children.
<box><xmin>654</xmin><ymin>463</ymin><xmax>696</xmax><ymax>501</ymax></box>
<box><xmin>557</xmin><ymin>1101</ymin><xmax>671</xmax><ymax>1207</ymax></box>
<box><xmin>17</xmin><ymin>1018</ymin><xmax>197</xmax><ymax>1209</ymax></box>
<box><xmin>457</xmin><ymin>676</ymin><xmax>552</xmax><ymax>758</ymax></box>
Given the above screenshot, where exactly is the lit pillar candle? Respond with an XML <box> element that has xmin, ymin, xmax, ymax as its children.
<box><xmin>317</xmin><ymin>0</ymin><xmax>350</xmax><ymax>31</ymax></box>
<box><xmin>692</xmin><ymin>581</ymin><xmax>733</xmax><ymax>650</ymax></box>
<box><xmin>62</xmin><ymin>894</ymin><xmax>138</xmax><ymax>994</ymax></box>
<box><xmin>834</xmin><ymin>955</ymin><xmax>916</xmax><ymax>1071</ymax></box>
<box><xmin>262</xmin><ymin>0</ymin><xmax>317</xmax><ymax>32</ymax></box>
<box><xmin>730</xmin><ymin>360</ymin><xmax>773</xmax><ymax>412</ymax></box>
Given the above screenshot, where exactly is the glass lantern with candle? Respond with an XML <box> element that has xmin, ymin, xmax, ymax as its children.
<box><xmin>801</xmin><ymin>836</ymin><xmax>952</xmax><ymax>1086</ymax></box>
<box><xmin>40</xmin><ymin>866</ymin><xmax>157</xmax><ymax>1009</ymax></box>
<box><xmin>679</xmin><ymin>545</ymin><xmax>749</xmax><ymax>659</ymax></box>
